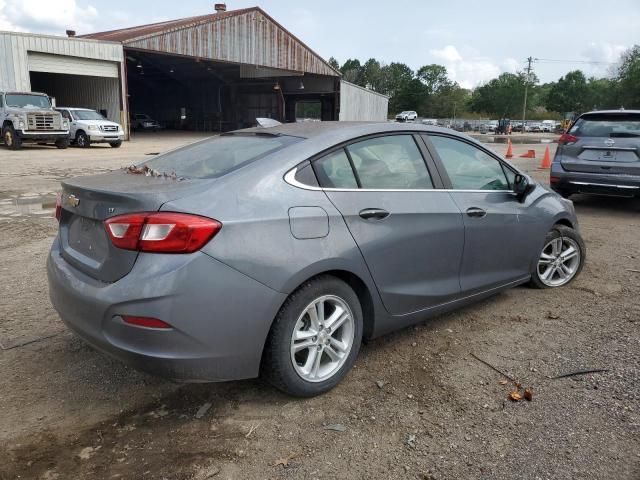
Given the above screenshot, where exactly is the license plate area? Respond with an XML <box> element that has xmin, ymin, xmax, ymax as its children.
<box><xmin>68</xmin><ymin>215</ymin><xmax>109</xmax><ymax>261</ymax></box>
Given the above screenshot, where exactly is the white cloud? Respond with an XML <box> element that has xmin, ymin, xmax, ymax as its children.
<box><xmin>430</xmin><ymin>45</ymin><xmax>509</xmax><ymax>89</ymax></box>
<box><xmin>0</xmin><ymin>0</ymin><xmax>99</xmax><ymax>34</ymax></box>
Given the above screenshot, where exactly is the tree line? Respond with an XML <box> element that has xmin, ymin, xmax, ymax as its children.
<box><xmin>329</xmin><ymin>45</ymin><xmax>640</xmax><ymax>119</ymax></box>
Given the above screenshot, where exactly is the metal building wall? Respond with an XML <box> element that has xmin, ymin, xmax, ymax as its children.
<box><xmin>125</xmin><ymin>10</ymin><xmax>338</xmax><ymax>77</ymax></box>
<box><xmin>0</xmin><ymin>32</ymin><xmax>124</xmax><ymax>90</ymax></box>
<box><xmin>339</xmin><ymin>80</ymin><xmax>389</xmax><ymax>121</ymax></box>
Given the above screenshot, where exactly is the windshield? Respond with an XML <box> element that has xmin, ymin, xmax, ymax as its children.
<box><xmin>5</xmin><ymin>94</ymin><xmax>51</xmax><ymax>109</ymax></box>
<box><xmin>569</xmin><ymin>114</ymin><xmax>640</xmax><ymax>138</ymax></box>
<box><xmin>142</xmin><ymin>133</ymin><xmax>302</xmax><ymax>179</ymax></box>
<box><xmin>72</xmin><ymin>110</ymin><xmax>106</xmax><ymax>120</ymax></box>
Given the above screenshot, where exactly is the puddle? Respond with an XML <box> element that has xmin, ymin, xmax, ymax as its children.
<box><xmin>474</xmin><ymin>135</ymin><xmax>557</xmax><ymax>145</ymax></box>
<box><xmin>0</xmin><ymin>193</ymin><xmax>57</xmax><ymax>219</ymax></box>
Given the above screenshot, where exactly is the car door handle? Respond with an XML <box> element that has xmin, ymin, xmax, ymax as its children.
<box><xmin>359</xmin><ymin>208</ymin><xmax>390</xmax><ymax>220</ymax></box>
<box><xmin>466</xmin><ymin>207</ymin><xmax>487</xmax><ymax>218</ymax></box>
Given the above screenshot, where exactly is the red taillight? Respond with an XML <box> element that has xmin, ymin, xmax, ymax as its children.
<box><xmin>121</xmin><ymin>315</ymin><xmax>173</xmax><ymax>329</ymax></box>
<box><xmin>550</xmin><ymin>175</ymin><xmax>560</xmax><ymax>184</ymax></box>
<box><xmin>55</xmin><ymin>193</ymin><xmax>62</xmax><ymax>221</ymax></box>
<box><xmin>558</xmin><ymin>133</ymin><xmax>578</xmax><ymax>145</ymax></box>
<box><xmin>104</xmin><ymin>212</ymin><xmax>221</xmax><ymax>253</ymax></box>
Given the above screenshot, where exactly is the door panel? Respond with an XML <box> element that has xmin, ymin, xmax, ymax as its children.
<box><xmin>426</xmin><ymin>134</ymin><xmax>534</xmax><ymax>293</ymax></box>
<box><xmin>325</xmin><ymin>190</ymin><xmax>464</xmax><ymax>315</ymax></box>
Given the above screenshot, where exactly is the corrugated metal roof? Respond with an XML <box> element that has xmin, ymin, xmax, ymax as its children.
<box><xmin>80</xmin><ymin>8</ymin><xmax>255</xmax><ymax>43</ymax></box>
<box><xmin>81</xmin><ymin>7</ymin><xmax>340</xmax><ymax>77</ymax></box>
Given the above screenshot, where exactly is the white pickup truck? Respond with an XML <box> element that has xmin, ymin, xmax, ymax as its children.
<box><xmin>56</xmin><ymin>107</ymin><xmax>124</xmax><ymax>148</ymax></box>
<box><xmin>1</xmin><ymin>91</ymin><xmax>70</xmax><ymax>149</ymax></box>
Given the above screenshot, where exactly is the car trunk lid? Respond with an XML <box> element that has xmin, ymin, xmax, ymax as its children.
<box><xmin>58</xmin><ymin>170</ymin><xmax>206</xmax><ymax>282</ymax></box>
<box><xmin>560</xmin><ymin>112</ymin><xmax>640</xmax><ymax>175</ymax></box>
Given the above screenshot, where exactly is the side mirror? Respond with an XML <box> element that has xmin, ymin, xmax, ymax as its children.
<box><xmin>513</xmin><ymin>174</ymin><xmax>535</xmax><ymax>202</ymax></box>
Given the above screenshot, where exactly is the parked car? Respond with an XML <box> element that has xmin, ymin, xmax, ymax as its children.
<box><xmin>422</xmin><ymin>118</ymin><xmax>438</xmax><ymax>126</ymax></box>
<box><xmin>550</xmin><ymin>109</ymin><xmax>640</xmax><ymax>198</ymax></box>
<box><xmin>131</xmin><ymin>113</ymin><xmax>161</xmax><ymax>131</ymax></box>
<box><xmin>395</xmin><ymin>111</ymin><xmax>418</xmax><ymax>122</ymax></box>
<box><xmin>480</xmin><ymin>121</ymin><xmax>498</xmax><ymax>134</ymax></box>
<box><xmin>1</xmin><ymin>91</ymin><xmax>69</xmax><ymax>149</ymax></box>
<box><xmin>541</xmin><ymin>120</ymin><xmax>556</xmax><ymax>132</ymax></box>
<box><xmin>48</xmin><ymin>122</ymin><xmax>584</xmax><ymax>397</ymax></box>
<box><xmin>57</xmin><ymin>108</ymin><xmax>124</xmax><ymax>148</ymax></box>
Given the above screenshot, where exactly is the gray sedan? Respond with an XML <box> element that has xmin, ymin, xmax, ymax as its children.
<box><xmin>47</xmin><ymin>122</ymin><xmax>585</xmax><ymax>397</ymax></box>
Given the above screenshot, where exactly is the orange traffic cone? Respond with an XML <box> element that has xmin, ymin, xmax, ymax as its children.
<box><xmin>519</xmin><ymin>149</ymin><xmax>536</xmax><ymax>158</ymax></box>
<box><xmin>540</xmin><ymin>146</ymin><xmax>551</xmax><ymax>169</ymax></box>
<box><xmin>505</xmin><ymin>139</ymin><xmax>513</xmax><ymax>159</ymax></box>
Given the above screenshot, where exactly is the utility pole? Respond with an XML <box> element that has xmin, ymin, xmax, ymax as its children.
<box><xmin>521</xmin><ymin>56</ymin><xmax>533</xmax><ymax>133</ymax></box>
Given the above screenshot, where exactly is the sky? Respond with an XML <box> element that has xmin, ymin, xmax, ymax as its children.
<box><xmin>1</xmin><ymin>0</ymin><xmax>638</xmax><ymax>88</ymax></box>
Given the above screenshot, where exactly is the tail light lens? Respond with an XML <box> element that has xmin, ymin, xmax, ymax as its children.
<box><xmin>105</xmin><ymin>212</ymin><xmax>221</xmax><ymax>253</ymax></box>
<box><xmin>550</xmin><ymin>175</ymin><xmax>560</xmax><ymax>184</ymax></box>
<box><xmin>558</xmin><ymin>133</ymin><xmax>578</xmax><ymax>145</ymax></box>
<box><xmin>55</xmin><ymin>193</ymin><xmax>62</xmax><ymax>221</ymax></box>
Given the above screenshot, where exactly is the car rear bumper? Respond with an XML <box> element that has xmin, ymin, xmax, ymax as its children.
<box><xmin>550</xmin><ymin>163</ymin><xmax>640</xmax><ymax>197</ymax></box>
<box><xmin>47</xmin><ymin>238</ymin><xmax>286</xmax><ymax>382</ymax></box>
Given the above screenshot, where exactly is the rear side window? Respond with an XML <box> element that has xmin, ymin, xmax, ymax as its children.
<box><xmin>347</xmin><ymin>135</ymin><xmax>433</xmax><ymax>189</ymax></box>
<box><xmin>314</xmin><ymin>149</ymin><xmax>358</xmax><ymax>188</ymax></box>
<box><xmin>430</xmin><ymin>135</ymin><xmax>510</xmax><ymax>190</ymax></box>
<box><xmin>569</xmin><ymin>114</ymin><xmax>640</xmax><ymax>138</ymax></box>
<box><xmin>143</xmin><ymin>134</ymin><xmax>301</xmax><ymax>179</ymax></box>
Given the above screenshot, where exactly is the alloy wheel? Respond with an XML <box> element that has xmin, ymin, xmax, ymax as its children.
<box><xmin>537</xmin><ymin>236</ymin><xmax>581</xmax><ymax>287</ymax></box>
<box><xmin>290</xmin><ymin>295</ymin><xmax>355</xmax><ymax>383</ymax></box>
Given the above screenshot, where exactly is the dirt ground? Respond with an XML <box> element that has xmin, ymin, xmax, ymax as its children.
<box><xmin>0</xmin><ymin>132</ymin><xmax>638</xmax><ymax>480</ymax></box>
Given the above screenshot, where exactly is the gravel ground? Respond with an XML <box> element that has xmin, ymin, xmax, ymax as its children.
<box><xmin>0</xmin><ymin>132</ymin><xmax>638</xmax><ymax>480</ymax></box>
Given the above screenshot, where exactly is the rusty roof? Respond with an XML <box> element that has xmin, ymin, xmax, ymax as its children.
<box><xmin>80</xmin><ymin>8</ymin><xmax>257</xmax><ymax>42</ymax></box>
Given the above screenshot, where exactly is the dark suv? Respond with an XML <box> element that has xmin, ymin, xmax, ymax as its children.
<box><xmin>550</xmin><ymin>110</ymin><xmax>640</xmax><ymax>198</ymax></box>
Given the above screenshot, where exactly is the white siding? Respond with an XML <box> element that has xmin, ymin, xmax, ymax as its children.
<box><xmin>28</xmin><ymin>52</ymin><xmax>119</xmax><ymax>78</ymax></box>
<box><xmin>339</xmin><ymin>80</ymin><xmax>388</xmax><ymax>121</ymax></box>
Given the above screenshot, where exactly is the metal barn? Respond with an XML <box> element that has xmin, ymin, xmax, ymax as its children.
<box><xmin>0</xmin><ymin>4</ymin><xmax>388</xmax><ymax>137</ymax></box>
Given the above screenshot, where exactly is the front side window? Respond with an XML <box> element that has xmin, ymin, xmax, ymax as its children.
<box><xmin>429</xmin><ymin>135</ymin><xmax>510</xmax><ymax>191</ymax></box>
<box><xmin>346</xmin><ymin>135</ymin><xmax>433</xmax><ymax>189</ymax></box>
<box><xmin>313</xmin><ymin>149</ymin><xmax>358</xmax><ymax>189</ymax></box>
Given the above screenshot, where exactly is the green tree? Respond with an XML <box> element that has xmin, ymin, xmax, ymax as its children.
<box><xmin>378</xmin><ymin>62</ymin><xmax>415</xmax><ymax>113</ymax></box>
<box><xmin>327</xmin><ymin>56</ymin><xmax>340</xmax><ymax>71</ymax></box>
<box><xmin>470</xmin><ymin>73</ymin><xmax>528</xmax><ymax>118</ymax></box>
<box><xmin>545</xmin><ymin>70</ymin><xmax>589</xmax><ymax>113</ymax></box>
<box><xmin>586</xmin><ymin>77</ymin><xmax>616</xmax><ymax>110</ymax></box>
<box><xmin>416</xmin><ymin>64</ymin><xmax>452</xmax><ymax>95</ymax></box>
<box><xmin>615</xmin><ymin>45</ymin><xmax>640</xmax><ymax>108</ymax></box>
<box><xmin>361</xmin><ymin>58</ymin><xmax>382</xmax><ymax>91</ymax></box>
<box><xmin>340</xmin><ymin>58</ymin><xmax>364</xmax><ymax>85</ymax></box>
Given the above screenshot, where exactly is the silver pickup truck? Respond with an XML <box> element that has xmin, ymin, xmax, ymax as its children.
<box><xmin>1</xmin><ymin>91</ymin><xmax>70</xmax><ymax>149</ymax></box>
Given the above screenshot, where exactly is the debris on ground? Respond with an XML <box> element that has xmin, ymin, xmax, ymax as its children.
<box><xmin>547</xmin><ymin>312</ymin><xmax>560</xmax><ymax>319</ymax></box>
<box><xmin>509</xmin><ymin>391</ymin><xmax>523</xmax><ymax>402</ymax></box>
<box><xmin>195</xmin><ymin>402</ymin><xmax>212</xmax><ymax>419</ymax></box>
<box><xmin>272</xmin><ymin>452</ymin><xmax>300</xmax><ymax>468</ymax></box>
<box><xmin>551</xmin><ymin>369</ymin><xmax>609</xmax><ymax>379</ymax></box>
<box><xmin>325</xmin><ymin>423</ymin><xmax>347</xmax><ymax>432</ymax></box>
<box><xmin>194</xmin><ymin>464</ymin><xmax>221</xmax><ymax>479</ymax></box>
<box><xmin>375</xmin><ymin>380</ymin><xmax>386</xmax><ymax>389</ymax></box>
<box><xmin>245</xmin><ymin>423</ymin><xmax>260</xmax><ymax>438</ymax></box>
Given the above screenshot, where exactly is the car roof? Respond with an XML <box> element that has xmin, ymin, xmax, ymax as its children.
<box><xmin>57</xmin><ymin>107</ymin><xmax>95</xmax><ymax>111</ymax></box>
<box><xmin>580</xmin><ymin>109</ymin><xmax>640</xmax><ymax>116</ymax></box>
<box><xmin>237</xmin><ymin>121</ymin><xmax>460</xmax><ymax>140</ymax></box>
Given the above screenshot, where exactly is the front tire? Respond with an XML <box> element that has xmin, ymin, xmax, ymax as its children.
<box><xmin>261</xmin><ymin>276</ymin><xmax>363</xmax><ymax>397</ymax></box>
<box><xmin>110</xmin><ymin>141</ymin><xmax>122</xmax><ymax>148</ymax></box>
<box><xmin>529</xmin><ymin>225</ymin><xmax>585</xmax><ymax>289</ymax></box>
<box><xmin>3</xmin><ymin>125</ymin><xmax>22</xmax><ymax>150</ymax></box>
<box><xmin>75</xmin><ymin>131</ymin><xmax>90</xmax><ymax>148</ymax></box>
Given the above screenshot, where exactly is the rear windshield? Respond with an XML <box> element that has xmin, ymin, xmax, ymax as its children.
<box><xmin>569</xmin><ymin>113</ymin><xmax>640</xmax><ymax>138</ymax></box>
<box><xmin>142</xmin><ymin>133</ymin><xmax>302</xmax><ymax>179</ymax></box>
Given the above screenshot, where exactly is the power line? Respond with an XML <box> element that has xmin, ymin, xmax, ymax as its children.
<box><xmin>535</xmin><ymin>58</ymin><xmax>619</xmax><ymax>65</ymax></box>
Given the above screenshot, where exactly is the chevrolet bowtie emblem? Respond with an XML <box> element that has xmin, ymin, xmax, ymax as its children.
<box><xmin>67</xmin><ymin>194</ymin><xmax>80</xmax><ymax>207</ymax></box>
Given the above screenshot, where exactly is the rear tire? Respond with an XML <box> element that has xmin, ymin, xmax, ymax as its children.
<box><xmin>261</xmin><ymin>276</ymin><xmax>363</xmax><ymax>397</ymax></box>
<box><xmin>529</xmin><ymin>225</ymin><xmax>585</xmax><ymax>289</ymax></box>
<box><xmin>110</xmin><ymin>141</ymin><xmax>122</xmax><ymax>148</ymax></box>
<box><xmin>76</xmin><ymin>131</ymin><xmax>90</xmax><ymax>148</ymax></box>
<box><xmin>3</xmin><ymin>125</ymin><xmax>22</xmax><ymax>150</ymax></box>
<box><xmin>55</xmin><ymin>138</ymin><xmax>69</xmax><ymax>149</ymax></box>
